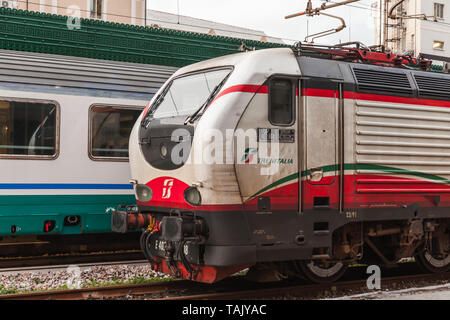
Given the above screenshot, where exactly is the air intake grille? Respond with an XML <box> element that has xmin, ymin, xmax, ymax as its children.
<box><xmin>353</xmin><ymin>68</ymin><xmax>413</xmax><ymax>96</ymax></box>
<box><xmin>414</xmin><ymin>74</ymin><xmax>450</xmax><ymax>100</ymax></box>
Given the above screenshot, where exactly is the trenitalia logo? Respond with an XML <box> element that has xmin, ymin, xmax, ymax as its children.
<box><xmin>241</xmin><ymin>148</ymin><xmax>258</xmax><ymax>164</ymax></box>
<box><xmin>241</xmin><ymin>148</ymin><xmax>294</xmax><ymax>165</ymax></box>
<box><xmin>162</xmin><ymin>179</ymin><xmax>174</xmax><ymax>199</ymax></box>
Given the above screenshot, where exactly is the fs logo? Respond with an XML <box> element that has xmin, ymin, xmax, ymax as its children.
<box><xmin>241</xmin><ymin>148</ymin><xmax>258</xmax><ymax>164</ymax></box>
<box><xmin>162</xmin><ymin>179</ymin><xmax>174</xmax><ymax>199</ymax></box>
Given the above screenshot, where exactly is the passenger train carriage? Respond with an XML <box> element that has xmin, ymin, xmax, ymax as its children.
<box><xmin>0</xmin><ymin>50</ymin><xmax>175</xmax><ymax>254</ymax></box>
<box><xmin>113</xmin><ymin>46</ymin><xmax>450</xmax><ymax>283</ymax></box>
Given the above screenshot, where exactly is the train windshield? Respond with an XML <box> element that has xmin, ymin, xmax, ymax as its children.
<box><xmin>148</xmin><ymin>68</ymin><xmax>231</xmax><ymax>119</ymax></box>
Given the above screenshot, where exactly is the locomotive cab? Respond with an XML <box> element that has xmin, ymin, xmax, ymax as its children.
<box><xmin>138</xmin><ymin>68</ymin><xmax>232</xmax><ymax>171</ymax></box>
<box><xmin>113</xmin><ymin>48</ymin><xmax>309</xmax><ymax>283</ymax></box>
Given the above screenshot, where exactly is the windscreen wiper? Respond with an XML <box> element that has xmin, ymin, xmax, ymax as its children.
<box><xmin>184</xmin><ymin>75</ymin><xmax>230</xmax><ymax>125</ymax></box>
<box><xmin>141</xmin><ymin>85</ymin><xmax>171</xmax><ymax>127</ymax></box>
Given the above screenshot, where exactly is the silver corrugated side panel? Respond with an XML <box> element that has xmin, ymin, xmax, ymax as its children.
<box><xmin>0</xmin><ymin>49</ymin><xmax>177</xmax><ymax>94</ymax></box>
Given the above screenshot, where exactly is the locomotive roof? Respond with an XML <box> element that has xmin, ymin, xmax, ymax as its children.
<box><xmin>297</xmin><ymin>54</ymin><xmax>450</xmax><ymax>101</ymax></box>
<box><xmin>171</xmin><ymin>46</ymin><xmax>450</xmax><ymax>102</ymax></box>
<box><xmin>171</xmin><ymin>47</ymin><xmax>299</xmax><ymax>78</ymax></box>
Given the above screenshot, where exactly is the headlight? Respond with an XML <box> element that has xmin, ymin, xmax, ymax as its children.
<box><xmin>160</xmin><ymin>143</ymin><xmax>168</xmax><ymax>159</ymax></box>
<box><xmin>184</xmin><ymin>187</ymin><xmax>202</xmax><ymax>206</ymax></box>
<box><xmin>136</xmin><ymin>184</ymin><xmax>153</xmax><ymax>202</ymax></box>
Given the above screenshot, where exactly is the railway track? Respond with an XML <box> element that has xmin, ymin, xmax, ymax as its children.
<box><xmin>1</xmin><ymin>269</ymin><xmax>449</xmax><ymax>300</ymax></box>
<box><xmin>0</xmin><ymin>250</ymin><xmax>144</xmax><ymax>269</ymax></box>
<box><xmin>0</xmin><ymin>279</ymin><xmax>190</xmax><ymax>300</ymax></box>
<box><xmin>0</xmin><ymin>258</ymin><xmax>148</xmax><ymax>276</ymax></box>
<box><xmin>164</xmin><ymin>272</ymin><xmax>450</xmax><ymax>300</ymax></box>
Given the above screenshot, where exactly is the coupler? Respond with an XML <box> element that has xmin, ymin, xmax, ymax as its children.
<box><xmin>111</xmin><ymin>205</ymin><xmax>155</xmax><ymax>233</ymax></box>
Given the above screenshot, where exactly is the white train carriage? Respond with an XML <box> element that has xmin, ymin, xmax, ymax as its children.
<box><xmin>0</xmin><ymin>49</ymin><xmax>175</xmax><ymax>246</ymax></box>
<box><xmin>114</xmin><ymin>46</ymin><xmax>450</xmax><ymax>283</ymax></box>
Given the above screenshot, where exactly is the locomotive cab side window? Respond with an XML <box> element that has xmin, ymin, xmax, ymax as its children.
<box><xmin>269</xmin><ymin>78</ymin><xmax>295</xmax><ymax>126</ymax></box>
<box><xmin>89</xmin><ymin>105</ymin><xmax>142</xmax><ymax>161</ymax></box>
<box><xmin>0</xmin><ymin>99</ymin><xmax>58</xmax><ymax>159</ymax></box>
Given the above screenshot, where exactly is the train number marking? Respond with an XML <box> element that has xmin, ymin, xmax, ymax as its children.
<box><xmin>345</xmin><ymin>211</ymin><xmax>358</xmax><ymax>219</ymax></box>
<box><xmin>253</xmin><ymin>229</ymin><xmax>266</xmax><ymax>235</ymax></box>
<box><xmin>155</xmin><ymin>240</ymin><xmax>166</xmax><ymax>251</ymax></box>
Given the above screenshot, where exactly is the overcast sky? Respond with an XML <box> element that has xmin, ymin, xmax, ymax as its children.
<box><xmin>147</xmin><ymin>0</ymin><xmax>379</xmax><ymax>46</ymax></box>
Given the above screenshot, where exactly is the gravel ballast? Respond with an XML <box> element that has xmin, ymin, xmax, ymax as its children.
<box><xmin>0</xmin><ymin>263</ymin><xmax>170</xmax><ymax>294</ymax></box>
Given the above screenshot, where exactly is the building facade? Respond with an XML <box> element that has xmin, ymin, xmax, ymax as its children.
<box><xmin>3</xmin><ymin>0</ymin><xmax>146</xmax><ymax>26</ymax></box>
<box><xmin>146</xmin><ymin>9</ymin><xmax>283</xmax><ymax>44</ymax></box>
<box><xmin>376</xmin><ymin>0</ymin><xmax>450</xmax><ymax>62</ymax></box>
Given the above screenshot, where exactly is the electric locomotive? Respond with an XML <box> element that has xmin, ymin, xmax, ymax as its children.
<box><xmin>113</xmin><ymin>45</ymin><xmax>450</xmax><ymax>283</ymax></box>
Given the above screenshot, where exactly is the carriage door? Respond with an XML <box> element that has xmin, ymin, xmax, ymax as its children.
<box><xmin>301</xmin><ymin>79</ymin><xmax>340</xmax><ymax>211</ymax></box>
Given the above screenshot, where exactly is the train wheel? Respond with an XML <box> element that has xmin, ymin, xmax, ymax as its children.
<box><xmin>415</xmin><ymin>249</ymin><xmax>450</xmax><ymax>273</ymax></box>
<box><xmin>415</xmin><ymin>225</ymin><xmax>450</xmax><ymax>273</ymax></box>
<box><xmin>296</xmin><ymin>260</ymin><xmax>348</xmax><ymax>284</ymax></box>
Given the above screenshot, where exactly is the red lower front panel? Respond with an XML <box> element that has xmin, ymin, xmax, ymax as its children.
<box><xmin>151</xmin><ymin>257</ymin><xmax>249</xmax><ymax>283</ymax></box>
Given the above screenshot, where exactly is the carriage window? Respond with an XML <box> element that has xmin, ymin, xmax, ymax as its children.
<box><xmin>90</xmin><ymin>106</ymin><xmax>142</xmax><ymax>160</ymax></box>
<box><xmin>0</xmin><ymin>100</ymin><xmax>57</xmax><ymax>158</ymax></box>
<box><xmin>269</xmin><ymin>79</ymin><xmax>294</xmax><ymax>126</ymax></box>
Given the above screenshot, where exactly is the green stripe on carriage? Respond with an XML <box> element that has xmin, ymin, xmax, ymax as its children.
<box><xmin>0</xmin><ymin>194</ymin><xmax>135</xmax><ymax>206</ymax></box>
<box><xmin>0</xmin><ymin>194</ymin><xmax>136</xmax><ymax>235</ymax></box>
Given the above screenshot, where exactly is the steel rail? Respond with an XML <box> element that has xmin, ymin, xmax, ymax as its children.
<box><xmin>0</xmin><ymin>251</ymin><xmax>144</xmax><ymax>269</ymax></box>
<box><xmin>161</xmin><ymin>272</ymin><xmax>450</xmax><ymax>300</ymax></box>
<box><xmin>0</xmin><ymin>259</ymin><xmax>148</xmax><ymax>275</ymax></box>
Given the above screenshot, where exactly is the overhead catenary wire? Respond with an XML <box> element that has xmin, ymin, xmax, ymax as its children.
<box><xmin>13</xmin><ymin>0</ymin><xmax>435</xmax><ymax>46</ymax></box>
<box><xmin>285</xmin><ymin>0</ymin><xmax>363</xmax><ymax>18</ymax></box>
<box><xmin>326</xmin><ymin>0</ymin><xmax>379</xmax><ymax>13</ymax></box>
<box><xmin>304</xmin><ymin>12</ymin><xmax>347</xmax><ymax>43</ymax></box>
<box><xmin>11</xmin><ymin>0</ymin><xmax>295</xmax><ymax>43</ymax></box>
<box><xmin>286</xmin><ymin>0</ymin><xmax>364</xmax><ymax>43</ymax></box>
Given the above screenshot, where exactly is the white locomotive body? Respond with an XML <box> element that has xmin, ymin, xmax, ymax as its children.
<box><xmin>120</xmin><ymin>47</ymin><xmax>450</xmax><ymax>283</ymax></box>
